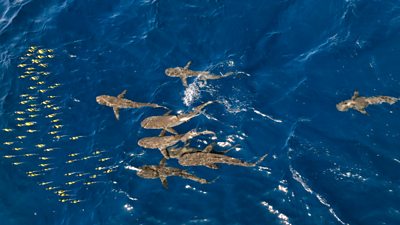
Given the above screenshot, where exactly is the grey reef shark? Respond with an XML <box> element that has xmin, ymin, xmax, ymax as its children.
<box><xmin>336</xmin><ymin>90</ymin><xmax>399</xmax><ymax>115</ymax></box>
<box><xmin>168</xmin><ymin>143</ymin><xmax>268</xmax><ymax>169</ymax></box>
<box><xmin>165</xmin><ymin>61</ymin><xmax>234</xmax><ymax>87</ymax></box>
<box><xmin>96</xmin><ymin>90</ymin><xmax>167</xmax><ymax>120</ymax></box>
<box><xmin>138</xmin><ymin>129</ymin><xmax>216</xmax><ymax>159</ymax></box>
<box><xmin>140</xmin><ymin>101</ymin><xmax>215</xmax><ymax>134</ymax></box>
<box><xmin>136</xmin><ymin>158</ymin><xmax>210</xmax><ymax>189</ymax></box>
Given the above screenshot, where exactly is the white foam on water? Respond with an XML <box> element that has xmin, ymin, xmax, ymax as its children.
<box><xmin>290</xmin><ymin>166</ymin><xmax>348</xmax><ymax>225</ymax></box>
<box><xmin>261</xmin><ymin>201</ymin><xmax>291</xmax><ymax>225</ymax></box>
<box><xmin>252</xmin><ymin>108</ymin><xmax>283</xmax><ymax>123</ymax></box>
<box><xmin>183</xmin><ymin>81</ymin><xmax>201</xmax><ymax>106</ymax></box>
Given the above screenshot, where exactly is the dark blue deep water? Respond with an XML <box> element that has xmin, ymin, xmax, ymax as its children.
<box><xmin>1</xmin><ymin>1</ymin><xmax>400</xmax><ymax>224</ymax></box>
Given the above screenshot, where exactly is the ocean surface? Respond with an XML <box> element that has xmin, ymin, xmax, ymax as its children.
<box><xmin>0</xmin><ymin>0</ymin><xmax>400</xmax><ymax>224</ymax></box>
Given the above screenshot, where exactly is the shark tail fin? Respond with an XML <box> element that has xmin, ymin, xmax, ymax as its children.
<box><xmin>194</xmin><ymin>101</ymin><xmax>214</xmax><ymax>114</ymax></box>
<box><xmin>254</xmin><ymin>153</ymin><xmax>268</xmax><ymax>166</ymax></box>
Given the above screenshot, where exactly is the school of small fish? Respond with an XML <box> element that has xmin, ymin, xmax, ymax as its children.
<box><xmin>1</xmin><ymin>46</ymin><xmax>116</xmax><ymax>204</ymax></box>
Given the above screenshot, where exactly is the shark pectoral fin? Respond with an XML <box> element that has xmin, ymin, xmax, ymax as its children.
<box><xmin>202</xmin><ymin>143</ymin><xmax>215</xmax><ymax>153</ymax></box>
<box><xmin>117</xmin><ymin>90</ymin><xmax>127</xmax><ymax>99</ymax></box>
<box><xmin>113</xmin><ymin>107</ymin><xmax>120</xmax><ymax>120</ymax></box>
<box><xmin>160</xmin><ymin>176</ymin><xmax>168</xmax><ymax>189</ymax></box>
<box><xmin>160</xmin><ymin>148</ymin><xmax>170</xmax><ymax>159</ymax></box>
<box><xmin>205</xmin><ymin>164</ymin><xmax>219</xmax><ymax>169</ymax></box>
<box><xmin>165</xmin><ymin>127</ymin><xmax>178</xmax><ymax>135</ymax></box>
<box><xmin>159</xmin><ymin>130</ymin><xmax>166</xmax><ymax>137</ymax></box>
<box><xmin>356</xmin><ymin>108</ymin><xmax>368</xmax><ymax>115</ymax></box>
<box><xmin>184</xmin><ymin>61</ymin><xmax>192</xmax><ymax>69</ymax></box>
<box><xmin>163</xmin><ymin>110</ymin><xmax>172</xmax><ymax>116</ymax></box>
<box><xmin>352</xmin><ymin>90</ymin><xmax>359</xmax><ymax>100</ymax></box>
<box><xmin>181</xmin><ymin>76</ymin><xmax>188</xmax><ymax>87</ymax></box>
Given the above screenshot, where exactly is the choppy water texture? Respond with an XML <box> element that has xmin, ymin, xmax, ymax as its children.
<box><xmin>1</xmin><ymin>0</ymin><xmax>400</xmax><ymax>224</ymax></box>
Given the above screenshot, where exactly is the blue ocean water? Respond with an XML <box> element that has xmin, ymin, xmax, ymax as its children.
<box><xmin>0</xmin><ymin>0</ymin><xmax>400</xmax><ymax>224</ymax></box>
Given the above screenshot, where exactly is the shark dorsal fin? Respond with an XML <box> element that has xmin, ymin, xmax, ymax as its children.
<box><xmin>159</xmin><ymin>130</ymin><xmax>166</xmax><ymax>137</ymax></box>
<box><xmin>202</xmin><ymin>143</ymin><xmax>215</xmax><ymax>153</ymax></box>
<box><xmin>184</xmin><ymin>61</ymin><xmax>192</xmax><ymax>69</ymax></box>
<box><xmin>117</xmin><ymin>90</ymin><xmax>127</xmax><ymax>99</ymax></box>
<box><xmin>352</xmin><ymin>90</ymin><xmax>359</xmax><ymax>100</ymax></box>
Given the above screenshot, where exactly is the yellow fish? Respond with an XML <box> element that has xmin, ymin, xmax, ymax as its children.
<box><xmin>47</xmin><ymin>55</ymin><xmax>55</xmax><ymax>58</ymax></box>
<box><xmin>30</xmin><ymin>76</ymin><xmax>39</xmax><ymax>80</ymax></box>
<box><xmin>37</xmin><ymin>81</ymin><xmax>45</xmax><ymax>85</ymax></box>
<box><xmin>24</xmin><ymin>122</ymin><xmax>37</xmax><ymax>126</ymax></box>
<box><xmin>28</xmin><ymin>114</ymin><xmax>39</xmax><ymax>118</ymax></box>
<box><xmin>3</xmin><ymin>155</ymin><xmax>16</xmax><ymax>158</ymax></box>
<box><xmin>38</xmin><ymin>89</ymin><xmax>48</xmax><ymax>93</ymax></box>
<box><xmin>65</xmin><ymin>180</ymin><xmax>80</xmax><ymax>185</ymax></box>
<box><xmin>31</xmin><ymin>59</ymin><xmax>40</xmax><ymax>64</ymax></box>
<box><xmin>41</xmin><ymin>100</ymin><xmax>51</xmax><ymax>105</ymax></box>
<box><xmin>23</xmin><ymin>153</ymin><xmax>36</xmax><ymax>157</ymax></box>
<box><xmin>26</xmin><ymin>67</ymin><xmax>35</xmax><ymax>71</ymax></box>
<box><xmin>26</xmin><ymin>129</ymin><xmax>38</xmax><ymax>133</ymax></box>
<box><xmin>76</xmin><ymin>173</ymin><xmax>89</xmax><ymax>177</ymax></box>
<box><xmin>16</xmin><ymin>118</ymin><xmax>26</xmax><ymax>121</ymax></box>
<box><xmin>2</xmin><ymin>128</ymin><xmax>13</xmax><ymax>132</ymax></box>
<box><xmin>53</xmin><ymin>135</ymin><xmax>67</xmax><ymax>140</ymax></box>
<box><xmin>27</xmin><ymin>48</ymin><xmax>35</xmax><ymax>53</ymax></box>
<box><xmin>69</xmin><ymin>136</ymin><xmax>83</xmax><ymax>141</ymax></box>
<box><xmin>48</xmin><ymin>131</ymin><xmax>59</xmax><ymax>135</ymax></box>
<box><xmin>28</xmin><ymin>86</ymin><xmax>37</xmax><ymax>90</ymax></box>
<box><xmin>37</xmin><ymin>55</ymin><xmax>45</xmax><ymax>59</ymax></box>
<box><xmin>89</xmin><ymin>174</ymin><xmax>99</xmax><ymax>179</ymax></box>
<box><xmin>20</xmin><ymin>57</ymin><xmax>27</xmax><ymax>60</ymax></box>
<box><xmin>39</xmin><ymin>181</ymin><xmax>53</xmax><ymax>186</ymax></box>
<box><xmin>20</xmin><ymin>94</ymin><xmax>29</xmax><ymax>98</ymax></box>
<box><xmin>48</xmin><ymin>95</ymin><xmax>58</xmax><ymax>99</ymax></box>
<box><xmin>37</xmin><ymin>49</ymin><xmax>46</xmax><ymax>54</ymax></box>
<box><xmin>25</xmin><ymin>53</ymin><xmax>33</xmax><ymax>57</ymax></box>
<box><xmin>17</xmin><ymin>64</ymin><xmax>27</xmax><ymax>68</ymax></box>
<box><xmin>26</xmin><ymin>108</ymin><xmax>39</xmax><ymax>112</ymax></box>
<box><xmin>27</xmin><ymin>96</ymin><xmax>38</xmax><ymax>100</ymax></box>
<box><xmin>44</xmin><ymin>148</ymin><xmax>59</xmax><ymax>152</ymax></box>
<box><xmin>70</xmin><ymin>200</ymin><xmax>82</xmax><ymax>204</ymax></box>
<box><xmin>24</xmin><ymin>71</ymin><xmax>34</xmax><ymax>74</ymax></box>
<box><xmin>64</xmin><ymin>172</ymin><xmax>77</xmax><ymax>176</ymax></box>
<box><xmin>99</xmin><ymin>157</ymin><xmax>111</xmax><ymax>162</ymax></box>
<box><xmin>16</xmin><ymin>136</ymin><xmax>26</xmax><ymax>139</ymax></box>
<box><xmin>53</xmin><ymin>125</ymin><xmax>64</xmax><ymax>129</ymax></box>
<box><xmin>39</xmin><ymin>72</ymin><xmax>50</xmax><ymax>76</ymax></box>
<box><xmin>51</xmin><ymin>119</ymin><xmax>60</xmax><ymax>123</ymax></box>
<box><xmin>19</xmin><ymin>101</ymin><xmax>29</xmax><ymax>104</ymax></box>
<box><xmin>66</xmin><ymin>159</ymin><xmax>79</xmax><ymax>164</ymax></box>
<box><xmin>104</xmin><ymin>169</ymin><xmax>114</xmax><ymax>174</ymax></box>
<box><xmin>68</xmin><ymin>153</ymin><xmax>80</xmax><ymax>157</ymax></box>
<box><xmin>18</xmin><ymin>75</ymin><xmax>28</xmax><ymax>79</ymax></box>
<box><xmin>47</xmin><ymin>49</ymin><xmax>54</xmax><ymax>53</ymax></box>
<box><xmin>95</xmin><ymin>166</ymin><xmax>105</xmax><ymax>171</ymax></box>
<box><xmin>13</xmin><ymin>147</ymin><xmax>23</xmax><ymax>151</ymax></box>
<box><xmin>59</xmin><ymin>199</ymin><xmax>73</xmax><ymax>203</ymax></box>
<box><xmin>46</xmin><ymin>113</ymin><xmax>58</xmax><ymax>118</ymax></box>
<box><xmin>54</xmin><ymin>83</ymin><xmax>62</xmax><ymax>87</ymax></box>
<box><xmin>35</xmin><ymin>144</ymin><xmax>45</xmax><ymax>148</ymax></box>
<box><xmin>46</xmin><ymin>186</ymin><xmax>59</xmax><ymax>191</ymax></box>
<box><xmin>38</xmin><ymin>163</ymin><xmax>50</xmax><ymax>167</ymax></box>
<box><xmin>45</xmin><ymin>104</ymin><xmax>55</xmax><ymax>109</ymax></box>
<box><xmin>38</xmin><ymin>63</ymin><xmax>48</xmax><ymax>68</ymax></box>
<box><xmin>84</xmin><ymin>181</ymin><xmax>98</xmax><ymax>185</ymax></box>
<box><xmin>3</xmin><ymin>142</ymin><xmax>14</xmax><ymax>145</ymax></box>
<box><xmin>12</xmin><ymin>162</ymin><xmax>24</xmax><ymax>166</ymax></box>
<box><xmin>43</xmin><ymin>167</ymin><xmax>56</xmax><ymax>171</ymax></box>
<box><xmin>52</xmin><ymin>107</ymin><xmax>61</xmax><ymax>111</ymax></box>
<box><xmin>27</xmin><ymin>173</ymin><xmax>42</xmax><ymax>177</ymax></box>
<box><xmin>29</xmin><ymin>104</ymin><xmax>38</xmax><ymax>107</ymax></box>
<box><xmin>81</xmin><ymin>156</ymin><xmax>95</xmax><ymax>160</ymax></box>
<box><xmin>93</xmin><ymin>150</ymin><xmax>105</xmax><ymax>155</ymax></box>
<box><xmin>39</xmin><ymin>157</ymin><xmax>51</xmax><ymax>160</ymax></box>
